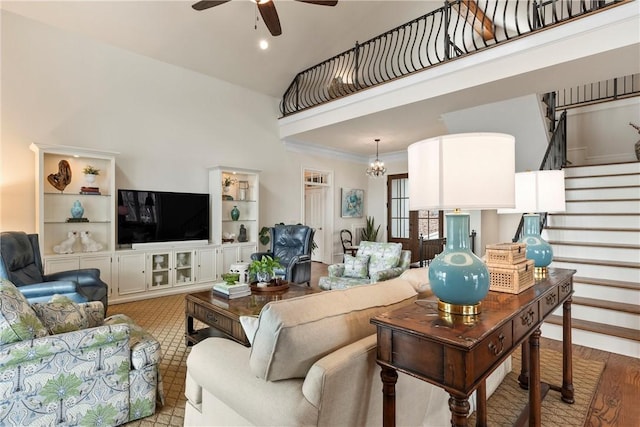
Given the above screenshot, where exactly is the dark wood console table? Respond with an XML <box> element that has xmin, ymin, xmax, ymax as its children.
<box><xmin>371</xmin><ymin>268</ymin><xmax>575</xmax><ymax>427</ymax></box>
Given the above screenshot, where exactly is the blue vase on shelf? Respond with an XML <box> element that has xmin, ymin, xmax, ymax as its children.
<box><xmin>230</xmin><ymin>205</ymin><xmax>240</xmax><ymax>221</ymax></box>
<box><xmin>71</xmin><ymin>200</ymin><xmax>84</xmax><ymax>219</ymax></box>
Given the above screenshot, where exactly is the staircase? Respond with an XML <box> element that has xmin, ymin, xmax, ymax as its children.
<box><xmin>541</xmin><ymin>161</ymin><xmax>640</xmax><ymax>358</ymax></box>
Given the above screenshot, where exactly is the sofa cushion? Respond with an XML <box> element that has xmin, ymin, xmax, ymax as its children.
<box><xmin>104</xmin><ymin>314</ymin><xmax>162</xmax><ymax>369</ymax></box>
<box><xmin>32</xmin><ymin>294</ymin><xmax>89</xmax><ymax>334</ymax></box>
<box><xmin>343</xmin><ymin>254</ymin><xmax>370</xmax><ymax>278</ymax></box>
<box><xmin>358</xmin><ymin>242</ymin><xmax>402</xmax><ymax>275</ymax></box>
<box><xmin>0</xmin><ymin>279</ymin><xmax>48</xmax><ymax>344</ymax></box>
<box><xmin>399</xmin><ymin>267</ymin><xmax>433</xmax><ymax>298</ymax></box>
<box><xmin>249</xmin><ymin>277</ymin><xmax>417</xmax><ymax>381</ymax></box>
<box><xmin>239</xmin><ymin>315</ymin><xmax>259</xmax><ymax>345</ymax></box>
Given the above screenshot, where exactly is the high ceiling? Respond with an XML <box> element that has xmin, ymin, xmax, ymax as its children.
<box><xmin>2</xmin><ymin>1</ymin><xmax>638</xmax><ymax>157</ymax></box>
<box><xmin>1</xmin><ymin>0</ymin><xmax>441</xmax><ymax>98</ymax></box>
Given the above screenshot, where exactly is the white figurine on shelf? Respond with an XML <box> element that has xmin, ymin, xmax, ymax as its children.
<box><xmin>53</xmin><ymin>231</ymin><xmax>78</xmax><ymax>254</ymax></box>
<box><xmin>79</xmin><ymin>231</ymin><xmax>103</xmax><ymax>252</ymax></box>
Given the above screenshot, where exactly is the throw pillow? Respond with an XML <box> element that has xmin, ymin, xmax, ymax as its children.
<box><xmin>32</xmin><ymin>294</ymin><xmax>89</xmax><ymax>334</ymax></box>
<box><xmin>399</xmin><ymin>267</ymin><xmax>433</xmax><ymax>297</ymax></box>
<box><xmin>0</xmin><ymin>279</ymin><xmax>48</xmax><ymax>344</ymax></box>
<box><xmin>239</xmin><ymin>315</ymin><xmax>259</xmax><ymax>345</ymax></box>
<box><xmin>343</xmin><ymin>254</ymin><xmax>370</xmax><ymax>278</ymax></box>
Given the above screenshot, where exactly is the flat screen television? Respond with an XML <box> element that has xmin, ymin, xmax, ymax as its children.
<box><xmin>117</xmin><ymin>189</ymin><xmax>209</xmax><ymax>246</ymax></box>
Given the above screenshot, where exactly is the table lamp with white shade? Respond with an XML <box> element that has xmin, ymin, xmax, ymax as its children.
<box><xmin>498</xmin><ymin>170</ymin><xmax>566</xmax><ymax>278</ymax></box>
<box><xmin>408</xmin><ymin>133</ymin><xmax>516</xmax><ymax>315</ymax></box>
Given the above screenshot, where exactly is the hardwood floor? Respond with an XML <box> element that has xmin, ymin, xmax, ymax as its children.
<box><xmin>309</xmin><ymin>262</ymin><xmax>640</xmax><ymax>427</ymax></box>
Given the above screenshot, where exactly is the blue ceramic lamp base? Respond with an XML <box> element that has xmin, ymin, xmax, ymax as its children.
<box><xmin>519</xmin><ymin>214</ymin><xmax>553</xmax><ymax>279</ymax></box>
<box><xmin>428</xmin><ymin>212</ymin><xmax>489</xmax><ymax>315</ymax></box>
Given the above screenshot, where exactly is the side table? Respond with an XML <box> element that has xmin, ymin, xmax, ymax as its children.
<box><xmin>371</xmin><ymin>268</ymin><xmax>575</xmax><ymax>427</ymax></box>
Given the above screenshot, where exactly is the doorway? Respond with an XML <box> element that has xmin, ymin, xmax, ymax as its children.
<box><xmin>386</xmin><ymin>173</ymin><xmax>443</xmax><ymax>262</ymax></box>
<box><xmin>303</xmin><ymin>169</ymin><xmax>332</xmax><ymax>264</ymax></box>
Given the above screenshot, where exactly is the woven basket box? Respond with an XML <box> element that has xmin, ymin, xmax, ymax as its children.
<box><xmin>485</xmin><ymin>242</ymin><xmax>527</xmax><ymax>265</ymax></box>
<box><xmin>488</xmin><ymin>259</ymin><xmax>535</xmax><ymax>294</ymax></box>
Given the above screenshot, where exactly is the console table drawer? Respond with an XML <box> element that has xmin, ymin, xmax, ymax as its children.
<box><xmin>541</xmin><ymin>287</ymin><xmax>560</xmax><ymax>317</ymax></box>
<box><xmin>190</xmin><ymin>303</ymin><xmax>234</xmax><ymax>335</ymax></box>
<box><xmin>559</xmin><ymin>279</ymin><xmax>573</xmax><ymax>299</ymax></box>
<box><xmin>473</xmin><ymin>325</ymin><xmax>513</xmax><ymax>377</ymax></box>
<box><xmin>513</xmin><ymin>303</ymin><xmax>540</xmax><ymax>343</ymax></box>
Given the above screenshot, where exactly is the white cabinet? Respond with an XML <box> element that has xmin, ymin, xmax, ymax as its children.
<box><xmin>196</xmin><ymin>247</ymin><xmax>217</xmax><ymax>283</ymax></box>
<box><xmin>115</xmin><ymin>251</ymin><xmax>147</xmax><ymax>296</ymax></box>
<box><xmin>209</xmin><ymin>166</ymin><xmax>260</xmax><ymax>246</ymax></box>
<box><xmin>147</xmin><ymin>250</ymin><xmax>197</xmax><ymax>290</ymax></box>
<box><xmin>44</xmin><ymin>254</ymin><xmax>113</xmax><ymax>296</ymax></box>
<box><xmin>31</xmin><ymin>143</ymin><xmax>117</xmax><ymax>258</ymax></box>
<box><xmin>32</xmin><ymin>143</ymin><xmax>117</xmax><ymax>295</ymax></box>
<box><xmin>217</xmin><ymin>243</ymin><xmax>257</xmax><ymax>277</ymax></box>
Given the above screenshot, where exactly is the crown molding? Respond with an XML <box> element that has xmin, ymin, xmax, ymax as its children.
<box><xmin>283</xmin><ymin>139</ymin><xmax>407</xmax><ymax>165</ymax></box>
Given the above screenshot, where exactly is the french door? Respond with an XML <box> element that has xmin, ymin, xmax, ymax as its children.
<box><xmin>387</xmin><ymin>173</ymin><xmax>443</xmax><ymax>263</ymax></box>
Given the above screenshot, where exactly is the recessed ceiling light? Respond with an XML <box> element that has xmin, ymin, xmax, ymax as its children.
<box><xmin>259</xmin><ymin>39</ymin><xmax>269</xmax><ymax>50</ymax></box>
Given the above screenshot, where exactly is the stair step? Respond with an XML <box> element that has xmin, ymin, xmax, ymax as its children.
<box><xmin>552</xmin><ymin>260</ymin><xmax>640</xmax><ymax>283</ymax></box>
<box><xmin>546</xmin><ymin>226</ymin><xmax>639</xmax><ymax>232</ymax></box>
<box><xmin>548</xmin><ymin>240</ymin><xmax>640</xmax><ymax>250</ymax></box>
<box><xmin>553</xmin><ymin>256</ymin><xmax>640</xmax><ymax>269</ymax></box>
<box><xmin>546</xmin><ymin>315</ymin><xmax>640</xmax><ymax>342</ymax></box>
<box><xmin>572</xmin><ymin>296</ymin><xmax>640</xmax><ymax>315</ymax></box>
<box><xmin>567</xmin><ymin>198</ymin><xmax>639</xmax><ymax>203</ymax></box>
<box><xmin>565</xmin><ymin>174</ymin><xmax>640</xmax><ymax>188</ymax></box>
<box><xmin>547</xmin><ymin>213</ymin><xmax>639</xmax><ymax>229</ymax></box>
<box><xmin>544</xmin><ymin>227</ymin><xmax>640</xmax><ymax>245</ymax></box>
<box><xmin>574</xmin><ymin>276</ymin><xmax>640</xmax><ymax>291</ymax></box>
<box><xmin>563</xmin><ymin>162</ymin><xmax>640</xmax><ymax>177</ymax></box>
<box><xmin>564</xmin><ymin>199</ymin><xmax>640</xmax><ymax>214</ymax></box>
<box><xmin>565</xmin><ymin>186</ymin><xmax>640</xmax><ymax>200</ymax></box>
<box><xmin>549</xmin><ymin>241</ymin><xmax>640</xmax><ymax>263</ymax></box>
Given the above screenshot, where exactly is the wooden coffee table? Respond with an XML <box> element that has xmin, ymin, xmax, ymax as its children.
<box><xmin>185</xmin><ymin>284</ymin><xmax>318</xmax><ymax>346</ymax></box>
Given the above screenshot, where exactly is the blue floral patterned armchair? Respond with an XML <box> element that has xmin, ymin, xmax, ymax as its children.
<box><xmin>318</xmin><ymin>241</ymin><xmax>411</xmax><ymax>290</ymax></box>
<box><xmin>0</xmin><ymin>279</ymin><xmax>163</xmax><ymax>426</ymax></box>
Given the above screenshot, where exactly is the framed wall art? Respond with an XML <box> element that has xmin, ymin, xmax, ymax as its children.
<box><xmin>341</xmin><ymin>188</ymin><xmax>364</xmax><ymax>218</ymax></box>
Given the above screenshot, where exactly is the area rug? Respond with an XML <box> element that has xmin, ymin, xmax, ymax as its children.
<box><xmin>468</xmin><ymin>345</ymin><xmax>604</xmax><ymax>426</ymax></box>
<box><xmin>109</xmin><ymin>293</ymin><xmax>604</xmax><ymax>427</ymax></box>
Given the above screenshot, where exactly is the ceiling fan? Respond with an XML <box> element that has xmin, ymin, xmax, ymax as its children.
<box><xmin>192</xmin><ymin>0</ymin><xmax>338</xmax><ymax>37</ymax></box>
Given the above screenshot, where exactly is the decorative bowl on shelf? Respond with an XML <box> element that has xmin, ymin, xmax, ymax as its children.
<box><xmin>221</xmin><ymin>273</ymin><xmax>240</xmax><ymax>285</ymax></box>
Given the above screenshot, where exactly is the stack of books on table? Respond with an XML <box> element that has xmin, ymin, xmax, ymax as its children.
<box><xmin>212</xmin><ymin>282</ymin><xmax>251</xmax><ymax>299</ymax></box>
<box><xmin>80</xmin><ymin>186</ymin><xmax>101</xmax><ymax>195</ymax></box>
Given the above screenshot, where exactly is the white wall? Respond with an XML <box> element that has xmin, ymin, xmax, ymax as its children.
<box><xmin>566</xmin><ymin>98</ymin><xmax>639</xmax><ymax>165</ymax></box>
<box><xmin>0</xmin><ymin>11</ymin><xmax>364</xmax><ymax>251</ymax></box>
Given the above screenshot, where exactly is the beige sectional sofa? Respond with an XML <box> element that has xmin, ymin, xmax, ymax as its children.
<box><xmin>184</xmin><ymin>269</ymin><xmax>511</xmax><ymax>426</ymax></box>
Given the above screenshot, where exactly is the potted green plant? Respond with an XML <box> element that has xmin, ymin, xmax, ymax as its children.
<box><xmin>249</xmin><ymin>255</ymin><xmax>282</xmax><ymax>285</ymax></box>
<box><xmin>361</xmin><ymin>216</ymin><xmax>380</xmax><ymax>242</ymax></box>
<box><xmin>82</xmin><ymin>165</ymin><xmax>100</xmax><ymax>184</ymax></box>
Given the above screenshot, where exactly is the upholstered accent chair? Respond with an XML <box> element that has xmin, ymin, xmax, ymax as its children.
<box><xmin>251</xmin><ymin>224</ymin><xmax>314</xmax><ymax>285</ymax></box>
<box><xmin>0</xmin><ymin>279</ymin><xmax>163</xmax><ymax>426</ymax></box>
<box><xmin>0</xmin><ymin>231</ymin><xmax>108</xmax><ymax>312</ymax></box>
<box><xmin>318</xmin><ymin>241</ymin><xmax>411</xmax><ymax>290</ymax></box>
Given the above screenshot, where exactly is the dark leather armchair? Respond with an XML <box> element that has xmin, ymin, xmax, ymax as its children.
<box><xmin>0</xmin><ymin>231</ymin><xmax>108</xmax><ymax>311</ymax></box>
<box><xmin>251</xmin><ymin>225</ymin><xmax>314</xmax><ymax>285</ymax></box>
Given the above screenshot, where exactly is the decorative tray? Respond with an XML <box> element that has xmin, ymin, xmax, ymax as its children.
<box><xmin>250</xmin><ymin>281</ymin><xmax>289</xmax><ymax>293</ymax></box>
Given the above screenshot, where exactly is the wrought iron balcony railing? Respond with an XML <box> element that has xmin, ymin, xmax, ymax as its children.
<box><xmin>280</xmin><ymin>0</ymin><xmax>626</xmax><ymax>116</ymax></box>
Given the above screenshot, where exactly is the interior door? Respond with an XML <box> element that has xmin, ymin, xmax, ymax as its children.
<box><xmin>305</xmin><ymin>187</ymin><xmax>325</xmax><ymax>263</ymax></box>
<box><xmin>387</xmin><ymin>174</ymin><xmax>415</xmax><ymax>257</ymax></box>
<box><xmin>387</xmin><ymin>174</ymin><xmax>443</xmax><ymax>263</ymax></box>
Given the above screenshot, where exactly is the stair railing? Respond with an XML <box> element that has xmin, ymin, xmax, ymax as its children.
<box><xmin>512</xmin><ymin>110</ymin><xmax>567</xmax><ymax>242</ymax></box>
<box><xmin>280</xmin><ymin>0</ymin><xmax>625</xmax><ymax>116</ymax></box>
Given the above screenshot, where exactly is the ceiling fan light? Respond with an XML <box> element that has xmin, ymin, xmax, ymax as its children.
<box><xmin>259</xmin><ymin>39</ymin><xmax>269</xmax><ymax>50</ymax></box>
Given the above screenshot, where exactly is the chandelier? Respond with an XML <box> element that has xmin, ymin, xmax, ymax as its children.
<box><xmin>366</xmin><ymin>139</ymin><xmax>386</xmax><ymax>178</ymax></box>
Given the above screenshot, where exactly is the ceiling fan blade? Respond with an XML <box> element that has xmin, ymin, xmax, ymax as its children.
<box><xmin>257</xmin><ymin>1</ymin><xmax>282</xmax><ymax>36</ymax></box>
<box><xmin>295</xmin><ymin>0</ymin><xmax>338</xmax><ymax>5</ymax></box>
<box><xmin>192</xmin><ymin>1</ymin><xmax>231</xmax><ymax>11</ymax></box>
